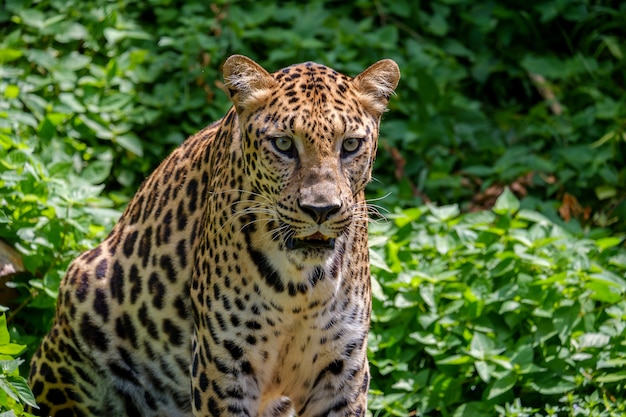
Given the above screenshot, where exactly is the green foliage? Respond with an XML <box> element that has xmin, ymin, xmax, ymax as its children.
<box><xmin>368</xmin><ymin>189</ymin><xmax>626</xmax><ymax>416</ymax></box>
<box><xmin>1</xmin><ymin>0</ymin><xmax>626</xmax><ymax>415</ymax></box>
<box><xmin>0</xmin><ymin>0</ymin><xmax>229</xmax><ymax>190</ymax></box>
<box><xmin>366</xmin><ymin>0</ymin><xmax>626</xmax><ymax>232</ymax></box>
<box><xmin>4</xmin><ymin>0</ymin><xmax>625</xmax><ymax>232</ymax></box>
<box><xmin>0</xmin><ymin>314</ymin><xmax>36</xmax><ymax>416</ymax></box>
<box><xmin>0</xmin><ymin>15</ymin><xmax>122</xmax><ymax>348</ymax></box>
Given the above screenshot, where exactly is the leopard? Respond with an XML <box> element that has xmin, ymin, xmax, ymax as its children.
<box><xmin>28</xmin><ymin>54</ymin><xmax>400</xmax><ymax>417</ymax></box>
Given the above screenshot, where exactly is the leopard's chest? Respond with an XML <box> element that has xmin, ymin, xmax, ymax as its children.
<box><xmin>192</xmin><ymin>229</ymin><xmax>361</xmax><ymax>377</ymax></box>
<box><xmin>235</xmin><ymin>291</ymin><xmax>356</xmax><ymax>407</ymax></box>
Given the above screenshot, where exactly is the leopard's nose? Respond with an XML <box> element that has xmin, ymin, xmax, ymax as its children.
<box><xmin>298</xmin><ymin>201</ymin><xmax>341</xmax><ymax>224</ymax></box>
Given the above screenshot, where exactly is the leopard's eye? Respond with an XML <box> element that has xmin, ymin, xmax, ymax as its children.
<box><xmin>342</xmin><ymin>137</ymin><xmax>362</xmax><ymax>155</ymax></box>
<box><xmin>271</xmin><ymin>137</ymin><xmax>294</xmax><ymax>154</ymax></box>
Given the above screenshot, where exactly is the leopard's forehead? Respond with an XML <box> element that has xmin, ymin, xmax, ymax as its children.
<box><xmin>274</xmin><ymin>61</ymin><xmax>348</xmax><ymax>81</ymax></box>
<box><xmin>271</xmin><ymin>62</ymin><xmax>353</xmax><ymax>97</ymax></box>
<box><xmin>256</xmin><ymin>62</ymin><xmax>374</xmax><ymax>142</ymax></box>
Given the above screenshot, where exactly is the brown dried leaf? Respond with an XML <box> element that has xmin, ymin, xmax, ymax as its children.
<box><xmin>559</xmin><ymin>193</ymin><xmax>589</xmax><ymax>222</ymax></box>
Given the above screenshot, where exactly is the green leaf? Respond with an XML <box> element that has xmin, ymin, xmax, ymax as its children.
<box><xmin>427</xmin><ymin>204</ymin><xmax>460</xmax><ymax>221</ymax></box>
<box><xmin>114</xmin><ymin>134</ymin><xmax>144</xmax><ymax>156</ymax></box>
<box><xmin>521</xmin><ymin>54</ymin><xmax>568</xmax><ymax>79</ymax></box>
<box><xmin>369</xmin><ymin>248</ymin><xmax>391</xmax><ymax>273</ymax></box>
<box><xmin>516</xmin><ymin>209</ymin><xmax>551</xmax><ymax>224</ymax></box>
<box><xmin>530</xmin><ymin>377</ymin><xmax>576</xmax><ymax>395</ymax></box>
<box><xmin>475</xmin><ymin>360</ymin><xmax>492</xmax><ymax>383</ymax></box>
<box><xmin>58</xmin><ymin>93</ymin><xmax>86</xmax><ymax>113</ymax></box>
<box><xmin>486</xmin><ymin>372</ymin><xmax>517</xmax><ymax>400</ymax></box>
<box><xmin>6</xmin><ymin>375</ymin><xmax>38</xmax><ymax>409</ymax></box>
<box><xmin>577</xmin><ymin>333</ymin><xmax>610</xmax><ymax>349</ymax></box>
<box><xmin>100</xmin><ymin>93</ymin><xmax>133</xmax><ymax>112</ymax></box>
<box><xmin>596</xmin><ymin>371</ymin><xmax>626</xmax><ymax>383</ymax></box>
<box><xmin>591</xmin><ymin>129</ymin><xmax>619</xmax><ymax>148</ymax></box>
<box><xmin>3</xmin><ymin>85</ymin><xmax>19</xmax><ymax>99</ymax></box>
<box><xmin>595</xmin><ymin>237</ymin><xmax>622</xmax><ymax>251</ymax></box>
<box><xmin>79</xmin><ymin>115</ymin><xmax>113</xmax><ymax>139</ymax></box>
<box><xmin>419</xmin><ymin>283</ymin><xmax>435</xmax><ymax>309</ymax></box>
<box><xmin>602</xmin><ymin>36</ymin><xmax>624</xmax><ymax>60</ymax></box>
<box><xmin>0</xmin><ymin>408</ymin><xmax>18</xmax><ymax>417</ymax></box>
<box><xmin>436</xmin><ymin>354</ymin><xmax>473</xmax><ymax>365</ymax></box>
<box><xmin>0</xmin><ymin>48</ymin><xmax>23</xmax><ymax>63</ymax></box>
<box><xmin>17</xmin><ymin>9</ymin><xmax>46</xmax><ymax>29</ymax></box>
<box><xmin>470</xmin><ymin>332</ymin><xmax>494</xmax><ymax>360</ymax></box>
<box><xmin>0</xmin><ymin>315</ymin><xmax>9</xmax><ymax>345</ymax></box>
<box><xmin>58</xmin><ymin>52</ymin><xmax>91</xmax><ymax>71</ymax></box>
<box><xmin>55</xmin><ymin>22</ymin><xmax>88</xmax><ymax>43</ymax></box>
<box><xmin>586</xmin><ymin>280</ymin><xmax>622</xmax><ymax>303</ymax></box>
<box><xmin>462</xmin><ymin>165</ymin><xmax>494</xmax><ymax>177</ymax></box>
<box><xmin>591</xmin><ymin>270</ymin><xmax>626</xmax><ymax>287</ymax></box>
<box><xmin>81</xmin><ymin>160</ymin><xmax>113</xmax><ymax>184</ymax></box>
<box><xmin>595</xmin><ymin>185</ymin><xmax>617</xmax><ymax>200</ymax></box>
<box><xmin>493</xmin><ymin>187</ymin><xmax>520</xmax><ymax>215</ymax></box>
<box><xmin>0</xmin><ymin>343</ymin><xmax>26</xmax><ymax>356</ymax></box>
<box><xmin>453</xmin><ymin>402</ymin><xmax>491</xmax><ymax>417</ymax></box>
<box><xmin>103</xmin><ymin>28</ymin><xmax>152</xmax><ymax>45</ymax></box>
<box><xmin>0</xmin><ymin>360</ymin><xmax>20</xmax><ymax>374</ymax></box>
<box><xmin>38</xmin><ymin>117</ymin><xmax>56</xmax><ymax>141</ymax></box>
<box><xmin>0</xmin><ymin>377</ymin><xmax>18</xmax><ymax>403</ymax></box>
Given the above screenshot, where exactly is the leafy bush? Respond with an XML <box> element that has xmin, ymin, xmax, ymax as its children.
<box><xmin>3</xmin><ymin>0</ymin><xmax>625</xmax><ymax>232</ymax></box>
<box><xmin>0</xmin><ymin>23</ymin><xmax>122</xmax><ymax>351</ymax></box>
<box><xmin>0</xmin><ymin>313</ymin><xmax>36</xmax><ymax>416</ymax></box>
<box><xmin>1</xmin><ymin>0</ymin><xmax>626</xmax><ymax>415</ymax></box>
<box><xmin>0</xmin><ymin>0</ymin><xmax>227</xmax><ymax>189</ymax></box>
<box><xmin>368</xmin><ymin>189</ymin><xmax>626</xmax><ymax>416</ymax></box>
<box><xmin>366</xmin><ymin>0</ymin><xmax>626</xmax><ymax>233</ymax></box>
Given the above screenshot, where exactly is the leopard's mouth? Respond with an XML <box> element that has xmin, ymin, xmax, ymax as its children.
<box><xmin>286</xmin><ymin>232</ymin><xmax>335</xmax><ymax>250</ymax></box>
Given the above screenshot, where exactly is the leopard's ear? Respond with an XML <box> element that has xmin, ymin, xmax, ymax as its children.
<box><xmin>223</xmin><ymin>55</ymin><xmax>276</xmax><ymax>111</ymax></box>
<box><xmin>353</xmin><ymin>59</ymin><xmax>400</xmax><ymax>116</ymax></box>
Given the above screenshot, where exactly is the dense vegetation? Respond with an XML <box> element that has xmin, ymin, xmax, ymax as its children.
<box><xmin>0</xmin><ymin>0</ymin><xmax>624</xmax><ymax>415</ymax></box>
<box><xmin>369</xmin><ymin>191</ymin><xmax>626</xmax><ymax>416</ymax></box>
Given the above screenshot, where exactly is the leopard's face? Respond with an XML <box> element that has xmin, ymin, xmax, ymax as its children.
<box><xmin>231</xmin><ymin>62</ymin><xmax>386</xmax><ymax>265</ymax></box>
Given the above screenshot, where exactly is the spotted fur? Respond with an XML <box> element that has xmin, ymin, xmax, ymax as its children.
<box><xmin>29</xmin><ymin>55</ymin><xmax>400</xmax><ymax>417</ymax></box>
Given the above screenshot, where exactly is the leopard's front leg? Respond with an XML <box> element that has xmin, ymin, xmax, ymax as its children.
<box><xmin>190</xmin><ymin>331</ymin><xmax>369</xmax><ymax>417</ymax></box>
<box><xmin>293</xmin><ymin>336</ymin><xmax>370</xmax><ymax>417</ymax></box>
<box><xmin>190</xmin><ymin>329</ymin><xmax>267</xmax><ymax>417</ymax></box>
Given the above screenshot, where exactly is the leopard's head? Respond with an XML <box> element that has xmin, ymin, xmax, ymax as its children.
<box><xmin>223</xmin><ymin>55</ymin><xmax>400</xmax><ymax>264</ymax></box>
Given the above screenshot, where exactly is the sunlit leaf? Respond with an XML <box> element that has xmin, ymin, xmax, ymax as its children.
<box><xmin>475</xmin><ymin>360</ymin><xmax>492</xmax><ymax>383</ymax></box>
<box><xmin>486</xmin><ymin>372</ymin><xmax>517</xmax><ymax>399</ymax></box>
<box><xmin>577</xmin><ymin>333</ymin><xmax>610</xmax><ymax>349</ymax></box>
<box><xmin>493</xmin><ymin>187</ymin><xmax>520</xmax><ymax>215</ymax></box>
<box><xmin>0</xmin><ymin>315</ymin><xmax>9</xmax><ymax>346</ymax></box>
<box><xmin>114</xmin><ymin>134</ymin><xmax>144</xmax><ymax>156</ymax></box>
<box><xmin>0</xmin><ymin>344</ymin><xmax>26</xmax><ymax>356</ymax></box>
<box><xmin>0</xmin><ymin>48</ymin><xmax>23</xmax><ymax>63</ymax></box>
<box><xmin>596</xmin><ymin>371</ymin><xmax>626</xmax><ymax>383</ymax></box>
<box><xmin>470</xmin><ymin>332</ymin><xmax>494</xmax><ymax>360</ymax></box>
